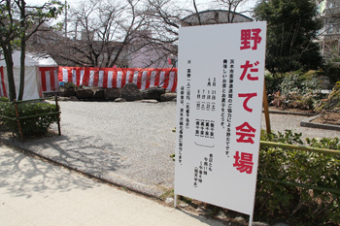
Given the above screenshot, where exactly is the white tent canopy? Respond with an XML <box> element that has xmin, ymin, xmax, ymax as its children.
<box><xmin>0</xmin><ymin>51</ymin><xmax>44</xmax><ymax>100</ymax></box>
<box><xmin>0</xmin><ymin>51</ymin><xmax>57</xmax><ymax>67</ymax></box>
<box><xmin>31</xmin><ymin>53</ymin><xmax>58</xmax><ymax>67</ymax></box>
<box><xmin>0</xmin><ymin>51</ymin><xmax>37</xmax><ymax>67</ymax></box>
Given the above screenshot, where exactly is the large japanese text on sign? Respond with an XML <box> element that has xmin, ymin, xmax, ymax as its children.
<box><xmin>175</xmin><ymin>22</ymin><xmax>267</xmax><ymax>219</ymax></box>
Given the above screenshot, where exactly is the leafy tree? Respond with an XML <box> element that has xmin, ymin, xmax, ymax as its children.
<box><xmin>319</xmin><ymin>0</ymin><xmax>340</xmax><ymax>84</ymax></box>
<box><xmin>253</xmin><ymin>0</ymin><xmax>323</xmax><ymax>75</ymax></box>
<box><xmin>0</xmin><ymin>0</ymin><xmax>20</xmax><ymax>101</ymax></box>
<box><xmin>324</xmin><ymin>49</ymin><xmax>340</xmax><ymax>85</ymax></box>
<box><xmin>0</xmin><ymin>0</ymin><xmax>64</xmax><ymax>101</ymax></box>
<box><xmin>16</xmin><ymin>0</ymin><xmax>64</xmax><ymax>100</ymax></box>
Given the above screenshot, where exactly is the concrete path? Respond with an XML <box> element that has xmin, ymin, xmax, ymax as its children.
<box><xmin>0</xmin><ymin>144</ymin><xmax>225</xmax><ymax>226</ymax></box>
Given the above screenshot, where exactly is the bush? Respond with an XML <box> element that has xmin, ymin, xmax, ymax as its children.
<box><xmin>265</xmin><ymin>71</ymin><xmax>283</xmax><ymax>104</ymax></box>
<box><xmin>0</xmin><ymin>97</ymin><xmax>9</xmax><ymax>102</ymax></box>
<box><xmin>170</xmin><ymin>128</ymin><xmax>340</xmax><ymax>224</ymax></box>
<box><xmin>64</xmin><ymin>82</ymin><xmax>77</xmax><ymax>90</ymax></box>
<box><xmin>0</xmin><ymin>97</ymin><xmax>10</xmax><ymax>124</ymax></box>
<box><xmin>280</xmin><ymin>70</ymin><xmax>317</xmax><ymax>92</ymax></box>
<box><xmin>313</xmin><ymin>82</ymin><xmax>340</xmax><ymax>123</ymax></box>
<box><xmin>271</xmin><ymin>88</ymin><xmax>321</xmax><ymax>110</ymax></box>
<box><xmin>315</xmin><ymin>81</ymin><xmax>340</xmax><ymax>113</ymax></box>
<box><xmin>324</xmin><ymin>47</ymin><xmax>340</xmax><ymax>85</ymax></box>
<box><xmin>269</xmin><ymin>70</ymin><xmax>325</xmax><ymax>109</ymax></box>
<box><xmin>0</xmin><ymin>100</ymin><xmax>59</xmax><ymax>135</ymax></box>
<box><xmin>256</xmin><ymin>130</ymin><xmax>340</xmax><ymax>225</ymax></box>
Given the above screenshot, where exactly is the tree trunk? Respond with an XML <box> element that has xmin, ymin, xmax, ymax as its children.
<box><xmin>193</xmin><ymin>0</ymin><xmax>201</xmax><ymax>25</ymax></box>
<box><xmin>18</xmin><ymin>38</ymin><xmax>26</xmax><ymax>101</ymax></box>
<box><xmin>18</xmin><ymin>0</ymin><xmax>26</xmax><ymax>101</ymax></box>
<box><xmin>2</xmin><ymin>44</ymin><xmax>16</xmax><ymax>101</ymax></box>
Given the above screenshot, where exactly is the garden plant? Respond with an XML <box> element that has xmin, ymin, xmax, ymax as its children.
<box><xmin>0</xmin><ymin>97</ymin><xmax>59</xmax><ymax>135</ymax></box>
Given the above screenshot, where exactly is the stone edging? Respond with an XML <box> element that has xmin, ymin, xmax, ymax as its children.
<box><xmin>300</xmin><ymin>115</ymin><xmax>340</xmax><ymax>131</ymax></box>
<box><xmin>263</xmin><ymin>110</ymin><xmax>317</xmax><ymax>116</ymax></box>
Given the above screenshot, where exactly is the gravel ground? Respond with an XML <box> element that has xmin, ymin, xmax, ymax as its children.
<box><xmin>261</xmin><ymin>113</ymin><xmax>340</xmax><ymax>140</ymax></box>
<box><xmin>1</xmin><ymin>101</ymin><xmax>339</xmax><ymax>197</ymax></box>
<box><xmin>56</xmin><ymin>101</ymin><xmax>177</xmax><ymax>190</ymax></box>
<box><xmin>1</xmin><ymin>101</ymin><xmax>177</xmax><ymax>196</ymax></box>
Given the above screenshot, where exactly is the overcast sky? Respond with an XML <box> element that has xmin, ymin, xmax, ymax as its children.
<box><xmin>181</xmin><ymin>0</ymin><xmax>258</xmax><ymax>15</ymax></box>
<box><xmin>25</xmin><ymin>0</ymin><xmax>258</xmax><ymax>16</ymax></box>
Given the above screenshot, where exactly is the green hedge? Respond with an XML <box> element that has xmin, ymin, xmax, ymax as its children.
<box><xmin>256</xmin><ymin>130</ymin><xmax>340</xmax><ymax>225</ymax></box>
<box><xmin>0</xmin><ymin>98</ymin><xmax>59</xmax><ymax>135</ymax></box>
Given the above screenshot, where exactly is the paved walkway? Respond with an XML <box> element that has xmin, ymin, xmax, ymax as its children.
<box><xmin>0</xmin><ymin>144</ymin><xmax>224</xmax><ymax>226</ymax></box>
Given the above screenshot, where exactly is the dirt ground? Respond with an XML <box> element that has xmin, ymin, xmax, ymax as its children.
<box><xmin>269</xmin><ymin>106</ymin><xmax>340</xmax><ymax>126</ymax></box>
<box><xmin>268</xmin><ymin>106</ymin><xmax>315</xmax><ymax>114</ymax></box>
<box><xmin>312</xmin><ymin>112</ymin><xmax>340</xmax><ymax>125</ymax></box>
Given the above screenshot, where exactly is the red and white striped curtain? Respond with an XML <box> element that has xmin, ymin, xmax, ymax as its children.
<box><xmin>0</xmin><ymin>66</ymin><xmax>59</xmax><ymax>97</ymax></box>
<box><xmin>0</xmin><ymin>67</ymin><xmax>7</xmax><ymax>97</ymax></box>
<box><xmin>39</xmin><ymin>67</ymin><xmax>59</xmax><ymax>92</ymax></box>
<box><xmin>58</xmin><ymin>67</ymin><xmax>178</xmax><ymax>92</ymax></box>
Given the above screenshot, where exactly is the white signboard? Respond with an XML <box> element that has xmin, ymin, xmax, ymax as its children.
<box><xmin>175</xmin><ymin>21</ymin><xmax>267</xmax><ymax>224</ymax></box>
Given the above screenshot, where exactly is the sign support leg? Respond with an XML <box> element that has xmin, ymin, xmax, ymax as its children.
<box><xmin>248</xmin><ymin>214</ymin><xmax>253</xmax><ymax>226</ymax></box>
<box><xmin>174</xmin><ymin>194</ymin><xmax>177</xmax><ymax>208</ymax></box>
<box><xmin>262</xmin><ymin>80</ymin><xmax>271</xmax><ymax>134</ymax></box>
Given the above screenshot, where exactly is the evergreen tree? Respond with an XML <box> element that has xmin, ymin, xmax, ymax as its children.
<box><xmin>253</xmin><ymin>0</ymin><xmax>323</xmax><ymax>75</ymax></box>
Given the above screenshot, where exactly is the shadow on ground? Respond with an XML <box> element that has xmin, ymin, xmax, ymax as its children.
<box><xmin>0</xmin><ymin>144</ymin><xmax>99</xmax><ymax>199</ymax></box>
<box><xmin>0</xmin><ymin>132</ymin><xmax>165</xmax><ymax>197</ymax></box>
<box><xmin>1</xmin><ymin>133</ymin><xmax>128</xmax><ymax>176</ymax></box>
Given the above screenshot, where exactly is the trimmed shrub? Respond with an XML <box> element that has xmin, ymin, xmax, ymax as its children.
<box><xmin>0</xmin><ymin>100</ymin><xmax>59</xmax><ymax>135</ymax></box>
<box><xmin>0</xmin><ymin>97</ymin><xmax>10</xmax><ymax>125</ymax></box>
